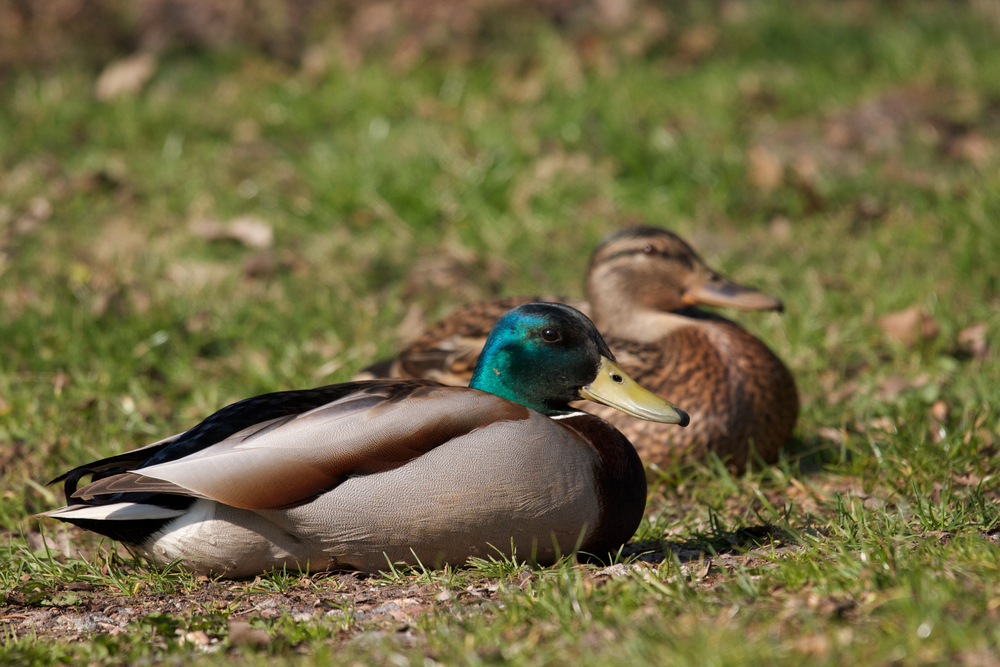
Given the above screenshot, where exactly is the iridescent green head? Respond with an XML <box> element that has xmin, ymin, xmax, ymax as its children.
<box><xmin>469</xmin><ymin>303</ymin><xmax>689</xmax><ymax>425</ymax></box>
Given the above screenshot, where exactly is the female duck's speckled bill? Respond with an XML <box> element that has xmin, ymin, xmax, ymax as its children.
<box><xmin>580</xmin><ymin>356</ymin><xmax>689</xmax><ymax>426</ymax></box>
<box><xmin>683</xmin><ymin>272</ymin><xmax>784</xmax><ymax>312</ymax></box>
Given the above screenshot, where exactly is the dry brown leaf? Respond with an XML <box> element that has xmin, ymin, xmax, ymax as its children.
<box><xmin>184</xmin><ymin>630</ymin><xmax>210</xmax><ymax>646</ymax></box>
<box><xmin>769</xmin><ymin>216</ymin><xmax>792</xmax><ymax>243</ymax></box>
<box><xmin>818</xmin><ymin>369</ymin><xmax>840</xmax><ymax>392</ymax></box>
<box><xmin>863</xmin><ymin>496</ymin><xmax>885</xmax><ymax>510</ymax></box>
<box><xmin>390</xmin><ymin>35</ymin><xmax>422</xmax><ymax>71</ymax></box>
<box><xmin>227</xmin><ymin>216</ymin><xmax>273</xmax><ymax>248</ymax></box>
<box><xmin>594</xmin><ymin>0</ymin><xmax>635</xmax><ymax>30</ymax></box>
<box><xmin>350</xmin><ymin>2</ymin><xmax>398</xmax><ymax>44</ymax></box>
<box><xmin>27</xmin><ymin>196</ymin><xmax>53</xmax><ymax>221</ymax></box>
<box><xmin>815</xmin><ymin>427</ymin><xmax>845</xmax><ymax>445</ymax></box>
<box><xmin>972</xmin><ymin>0</ymin><xmax>1000</xmax><ymax>31</ymax></box>
<box><xmin>879</xmin><ymin>373</ymin><xmax>932</xmax><ymax>400</ymax></box>
<box><xmin>594</xmin><ymin>563</ymin><xmax>632</xmax><ymax>579</ymax></box>
<box><xmin>228</xmin><ymin>620</ymin><xmax>270</xmax><ymax>648</ymax></box>
<box><xmin>826</xmin><ymin>380</ymin><xmax>858</xmax><ymax>405</ymax></box>
<box><xmin>500</xmin><ymin>69</ymin><xmax>546</xmax><ymax>105</ymax></box>
<box><xmin>861</xmin><ymin>416</ymin><xmax>896</xmax><ymax>433</ymax></box>
<box><xmin>677</xmin><ymin>25</ymin><xmax>718</xmax><ymax>61</ymax></box>
<box><xmin>242</xmin><ymin>251</ymin><xmax>277</xmax><ymax>278</ymax></box>
<box><xmin>13</xmin><ymin>196</ymin><xmax>53</xmax><ymax>234</ymax></box>
<box><xmin>958</xmin><ymin>649</ymin><xmax>1000</xmax><ymax>667</ymax></box>
<box><xmin>953</xmin><ymin>473</ymin><xmax>984</xmax><ymax>487</ymax></box>
<box><xmin>95</xmin><ymin>53</ymin><xmax>157</xmax><ymax>101</ymax></box>
<box><xmin>854</xmin><ymin>196</ymin><xmax>885</xmax><ymax>221</ymax></box>
<box><xmin>301</xmin><ymin>44</ymin><xmax>328</xmax><ymax>80</ymax></box>
<box><xmin>947</xmin><ymin>132</ymin><xmax>993</xmax><ymax>167</ymax></box>
<box><xmin>793</xmin><ymin>634</ymin><xmax>831</xmax><ymax>656</ymax></box>
<box><xmin>747</xmin><ymin>144</ymin><xmax>784</xmax><ymax>192</ymax></box>
<box><xmin>189</xmin><ymin>217</ymin><xmax>226</xmax><ymax>240</ymax></box>
<box><xmin>190</xmin><ymin>216</ymin><xmax>273</xmax><ymax>249</ymax></box>
<box><xmin>878</xmin><ymin>376</ymin><xmax>911</xmax><ymax>400</ymax></box>
<box><xmin>958</xmin><ymin>322</ymin><xmax>989</xmax><ymax>359</ymax></box>
<box><xmin>878</xmin><ymin>305</ymin><xmax>940</xmax><ymax>347</ymax></box>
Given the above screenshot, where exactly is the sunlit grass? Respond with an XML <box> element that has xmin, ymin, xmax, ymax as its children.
<box><xmin>2</xmin><ymin>0</ymin><xmax>1000</xmax><ymax>664</ymax></box>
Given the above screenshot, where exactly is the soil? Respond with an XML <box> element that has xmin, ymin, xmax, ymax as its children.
<box><xmin>1</xmin><ymin>530</ymin><xmax>791</xmax><ymax>649</ymax></box>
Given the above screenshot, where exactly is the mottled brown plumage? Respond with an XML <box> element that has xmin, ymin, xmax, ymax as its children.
<box><xmin>358</xmin><ymin>227</ymin><xmax>798</xmax><ymax>471</ymax></box>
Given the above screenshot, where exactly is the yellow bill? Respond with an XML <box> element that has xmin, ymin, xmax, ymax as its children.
<box><xmin>580</xmin><ymin>356</ymin><xmax>689</xmax><ymax>426</ymax></box>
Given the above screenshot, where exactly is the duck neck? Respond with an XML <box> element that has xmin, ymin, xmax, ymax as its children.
<box><xmin>469</xmin><ymin>347</ymin><xmax>574</xmax><ymax>417</ymax></box>
<box><xmin>585</xmin><ymin>267</ymin><xmax>688</xmax><ymax>343</ymax></box>
<box><xmin>592</xmin><ymin>307</ymin><xmax>693</xmax><ymax>343</ymax></box>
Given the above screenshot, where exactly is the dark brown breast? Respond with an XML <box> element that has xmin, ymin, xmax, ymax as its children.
<box><xmin>581</xmin><ymin>319</ymin><xmax>799</xmax><ymax>472</ymax></box>
<box><xmin>556</xmin><ymin>413</ymin><xmax>647</xmax><ymax>559</ymax></box>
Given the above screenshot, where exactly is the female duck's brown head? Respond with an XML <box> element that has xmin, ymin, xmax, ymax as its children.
<box><xmin>586</xmin><ymin>226</ymin><xmax>783</xmax><ymax>338</ymax></box>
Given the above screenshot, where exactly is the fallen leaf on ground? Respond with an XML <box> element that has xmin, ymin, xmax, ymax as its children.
<box><xmin>185</xmin><ymin>630</ymin><xmax>210</xmax><ymax>646</ymax></box>
<box><xmin>953</xmin><ymin>473</ymin><xmax>983</xmax><ymax>487</ymax></box>
<box><xmin>227</xmin><ymin>217</ymin><xmax>273</xmax><ymax>248</ymax></box>
<box><xmin>747</xmin><ymin>144</ymin><xmax>784</xmax><ymax>192</ymax></box>
<box><xmin>858</xmin><ymin>416</ymin><xmax>896</xmax><ymax>433</ymax></box>
<box><xmin>95</xmin><ymin>53</ymin><xmax>157</xmax><ymax>101</ymax></box>
<box><xmin>930</xmin><ymin>400</ymin><xmax>949</xmax><ymax>422</ymax></box>
<box><xmin>879</xmin><ymin>372</ymin><xmax>933</xmax><ymax>401</ymax></box>
<box><xmin>815</xmin><ymin>427</ymin><xmax>845</xmax><ymax>444</ymax></box>
<box><xmin>228</xmin><ymin>620</ymin><xmax>270</xmax><ymax>647</ymax></box>
<box><xmin>826</xmin><ymin>380</ymin><xmax>858</xmax><ymax>405</ymax></box>
<box><xmin>677</xmin><ymin>25</ymin><xmax>718</xmax><ymax>61</ymax></box>
<box><xmin>958</xmin><ymin>322</ymin><xmax>989</xmax><ymax>359</ymax></box>
<box><xmin>189</xmin><ymin>218</ymin><xmax>227</xmax><ymax>240</ymax></box>
<box><xmin>594</xmin><ymin>0</ymin><xmax>635</xmax><ymax>30</ymax></box>
<box><xmin>878</xmin><ymin>305</ymin><xmax>940</xmax><ymax>347</ymax></box>
<box><xmin>792</xmin><ymin>634</ymin><xmax>831</xmax><ymax>656</ymax></box>
<box><xmin>946</xmin><ymin>132</ymin><xmax>993</xmax><ymax>167</ymax></box>
<box><xmin>242</xmin><ymin>251</ymin><xmax>277</xmax><ymax>278</ymax></box>
<box><xmin>14</xmin><ymin>196</ymin><xmax>53</xmax><ymax>234</ymax></box>
<box><xmin>878</xmin><ymin>376</ymin><xmax>911</xmax><ymax>400</ymax></box>
<box><xmin>190</xmin><ymin>216</ymin><xmax>273</xmax><ymax>249</ymax></box>
<box><xmin>769</xmin><ymin>216</ymin><xmax>792</xmax><ymax>243</ymax></box>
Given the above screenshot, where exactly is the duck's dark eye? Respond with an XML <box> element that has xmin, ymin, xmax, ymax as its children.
<box><xmin>540</xmin><ymin>327</ymin><xmax>561</xmax><ymax>343</ymax></box>
<box><xmin>643</xmin><ymin>244</ymin><xmax>655</xmax><ymax>254</ymax></box>
<box><xmin>611</xmin><ymin>373</ymin><xmax>624</xmax><ymax>383</ymax></box>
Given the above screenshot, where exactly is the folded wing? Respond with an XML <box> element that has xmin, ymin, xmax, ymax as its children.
<box><xmin>70</xmin><ymin>381</ymin><xmax>530</xmax><ymax>511</ymax></box>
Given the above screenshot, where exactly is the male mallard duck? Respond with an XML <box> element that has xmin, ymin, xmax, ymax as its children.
<box><xmin>358</xmin><ymin>227</ymin><xmax>797</xmax><ymax>472</ymax></box>
<box><xmin>41</xmin><ymin>303</ymin><xmax>688</xmax><ymax>577</ymax></box>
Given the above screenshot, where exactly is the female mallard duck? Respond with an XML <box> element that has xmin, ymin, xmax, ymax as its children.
<box><xmin>358</xmin><ymin>227</ymin><xmax>797</xmax><ymax>472</ymax></box>
<box><xmin>41</xmin><ymin>303</ymin><xmax>688</xmax><ymax>577</ymax></box>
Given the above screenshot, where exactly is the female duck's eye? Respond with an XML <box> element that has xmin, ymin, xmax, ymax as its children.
<box><xmin>643</xmin><ymin>244</ymin><xmax>655</xmax><ymax>254</ymax></box>
<box><xmin>540</xmin><ymin>328</ymin><xmax>561</xmax><ymax>343</ymax></box>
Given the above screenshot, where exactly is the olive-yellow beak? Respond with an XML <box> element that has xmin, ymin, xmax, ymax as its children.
<box><xmin>580</xmin><ymin>356</ymin><xmax>689</xmax><ymax>426</ymax></box>
<box><xmin>682</xmin><ymin>273</ymin><xmax>784</xmax><ymax>312</ymax></box>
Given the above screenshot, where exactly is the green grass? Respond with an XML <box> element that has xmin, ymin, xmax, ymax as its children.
<box><xmin>3</xmin><ymin>0</ymin><xmax>1000</xmax><ymax>664</ymax></box>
